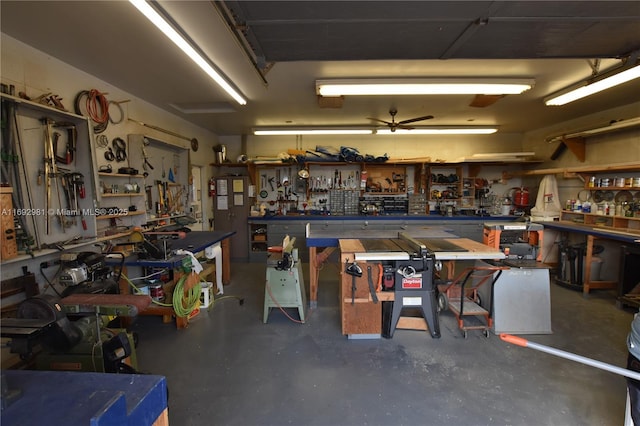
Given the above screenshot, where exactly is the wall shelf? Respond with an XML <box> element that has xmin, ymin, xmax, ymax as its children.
<box><xmin>145</xmin><ymin>214</ymin><xmax>187</xmax><ymax>223</ymax></box>
<box><xmin>98</xmin><ymin>172</ymin><xmax>145</xmax><ymax>178</ymax></box>
<box><xmin>96</xmin><ymin>211</ymin><xmax>146</xmax><ymax>220</ymax></box>
<box><xmin>508</xmin><ymin>161</ymin><xmax>640</xmax><ymax>177</ymax></box>
<box><xmin>560</xmin><ymin>210</ymin><xmax>640</xmax><ymax>235</ymax></box>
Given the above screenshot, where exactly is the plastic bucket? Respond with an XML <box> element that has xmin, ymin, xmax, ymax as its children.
<box><xmin>583</xmin><ymin>256</ymin><xmax>603</xmax><ymax>281</ymax></box>
<box><xmin>200</xmin><ymin>282</ymin><xmax>213</xmax><ymax>308</ymax></box>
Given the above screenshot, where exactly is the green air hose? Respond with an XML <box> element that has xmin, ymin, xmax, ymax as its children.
<box><xmin>122</xmin><ymin>273</ymin><xmax>201</xmax><ymax>316</ymax></box>
<box><xmin>172</xmin><ymin>274</ymin><xmax>202</xmax><ymax>317</ymax></box>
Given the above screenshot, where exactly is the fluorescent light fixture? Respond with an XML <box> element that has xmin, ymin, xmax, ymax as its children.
<box><xmin>316</xmin><ymin>78</ymin><xmax>534</xmax><ymax>97</ymax></box>
<box><xmin>545</xmin><ymin>64</ymin><xmax>640</xmax><ymax>106</ymax></box>
<box><xmin>129</xmin><ymin>0</ymin><xmax>247</xmax><ymax>105</ymax></box>
<box><xmin>376</xmin><ymin>127</ymin><xmax>498</xmax><ymax>135</ymax></box>
<box><xmin>253</xmin><ymin>128</ymin><xmax>373</xmax><ymax>136</ymax></box>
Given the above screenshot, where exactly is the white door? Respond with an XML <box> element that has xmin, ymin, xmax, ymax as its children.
<box><xmin>189</xmin><ymin>165</ymin><xmax>205</xmax><ymax>231</ymax></box>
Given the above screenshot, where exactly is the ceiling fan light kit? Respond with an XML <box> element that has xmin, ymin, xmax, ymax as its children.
<box><xmin>316</xmin><ymin>78</ymin><xmax>535</xmax><ymax>97</ymax></box>
<box><xmin>544</xmin><ymin>63</ymin><xmax>640</xmax><ymax>106</ymax></box>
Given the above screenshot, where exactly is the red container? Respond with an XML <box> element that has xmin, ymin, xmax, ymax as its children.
<box><xmin>514</xmin><ymin>187</ymin><xmax>529</xmax><ymax>207</ymax></box>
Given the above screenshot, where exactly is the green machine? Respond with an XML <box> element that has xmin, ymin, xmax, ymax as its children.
<box><xmin>2</xmin><ymin>294</ymin><xmax>149</xmax><ymax>373</ymax></box>
<box><xmin>263</xmin><ymin>236</ymin><xmax>307</xmax><ymax>323</ymax></box>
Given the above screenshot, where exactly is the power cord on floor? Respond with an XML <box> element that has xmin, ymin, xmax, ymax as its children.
<box><xmin>265</xmin><ymin>277</ymin><xmax>311</xmax><ymax>324</ymax></box>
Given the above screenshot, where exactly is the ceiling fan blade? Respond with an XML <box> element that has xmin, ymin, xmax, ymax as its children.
<box><xmin>469</xmin><ymin>94</ymin><xmax>506</xmax><ymax>108</ymax></box>
<box><xmin>367</xmin><ymin>117</ymin><xmax>392</xmax><ymax>125</ymax></box>
<box><xmin>398</xmin><ymin>115</ymin><xmax>434</xmax><ymax>125</ymax></box>
<box><xmin>397</xmin><ymin>124</ymin><xmax>415</xmax><ymax>130</ymax></box>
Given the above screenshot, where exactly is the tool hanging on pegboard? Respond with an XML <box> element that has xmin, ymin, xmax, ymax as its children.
<box><xmin>1</xmin><ymin>89</ymin><xmax>39</xmax><ymax>251</ymax></box>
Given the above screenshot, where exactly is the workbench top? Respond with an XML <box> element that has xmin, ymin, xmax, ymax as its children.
<box><xmin>1</xmin><ymin>370</ymin><xmax>167</xmax><ymax>426</ymax></box>
<box><xmin>543</xmin><ymin>220</ymin><xmax>640</xmax><ymax>244</ymax></box>
<box><xmin>340</xmin><ymin>237</ymin><xmax>505</xmax><ymax>261</ymax></box>
<box><xmin>249</xmin><ymin>214</ymin><xmax>514</xmax><ymax>222</ymax></box>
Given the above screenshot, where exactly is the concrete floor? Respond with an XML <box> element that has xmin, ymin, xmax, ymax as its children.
<box><xmin>132</xmin><ymin>261</ymin><xmax>634</xmax><ymax>426</ymax></box>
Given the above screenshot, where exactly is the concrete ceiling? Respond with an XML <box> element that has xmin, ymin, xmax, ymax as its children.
<box><xmin>1</xmin><ymin>1</ymin><xmax>639</xmax><ymax>136</ymax></box>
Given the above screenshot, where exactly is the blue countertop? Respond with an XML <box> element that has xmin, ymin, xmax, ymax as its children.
<box><xmin>248</xmin><ymin>214</ymin><xmax>515</xmax><ymax>222</ymax></box>
<box><xmin>1</xmin><ymin>370</ymin><xmax>167</xmax><ymax>426</ymax></box>
<box><xmin>543</xmin><ymin>221</ymin><xmax>640</xmax><ymax>245</ymax></box>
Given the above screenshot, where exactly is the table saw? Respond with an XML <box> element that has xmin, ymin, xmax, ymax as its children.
<box><xmin>339</xmin><ymin>232</ymin><xmax>505</xmax><ymax>338</ymax></box>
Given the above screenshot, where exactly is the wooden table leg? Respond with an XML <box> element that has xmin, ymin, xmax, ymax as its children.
<box><xmin>582</xmin><ymin>234</ymin><xmax>616</xmax><ymax>296</ymax></box>
<box><xmin>583</xmin><ymin>234</ymin><xmax>594</xmax><ymax>296</ymax></box>
<box><xmin>309</xmin><ymin>246</ymin><xmax>336</xmax><ymax>308</ymax></box>
<box><xmin>221</xmin><ymin>238</ymin><xmax>231</xmax><ymax>285</ymax></box>
<box><xmin>309</xmin><ymin>246</ymin><xmax>318</xmax><ymax>308</ymax></box>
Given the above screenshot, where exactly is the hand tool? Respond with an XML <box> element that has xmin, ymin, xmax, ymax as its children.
<box><xmin>69</xmin><ymin>173</ymin><xmax>87</xmax><ymax>230</ymax></box>
<box><xmin>52</xmin><ymin>122</ymin><xmax>77</xmax><ymax>165</ymax></box>
<box><xmin>366</xmin><ymin>265</ymin><xmax>379</xmax><ymax>303</ymax></box>
<box><xmin>345</xmin><ymin>261</ymin><xmax>362</xmax><ymax>305</ymax></box>
<box><xmin>142</xmin><ymin>146</ymin><xmax>154</xmax><ymax>171</ymax></box>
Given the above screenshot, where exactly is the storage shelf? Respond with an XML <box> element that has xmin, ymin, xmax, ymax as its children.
<box><xmin>0</xmin><ymin>92</ymin><xmax>87</xmax><ymax>121</ymax></box>
<box><xmin>560</xmin><ymin>210</ymin><xmax>640</xmax><ymax>235</ymax></box>
<box><xmin>101</xmin><ymin>193</ymin><xmax>144</xmax><ymax>197</ymax></box>
<box><xmin>511</xmin><ymin>161</ymin><xmax>640</xmax><ymax>177</ymax></box>
<box><xmin>145</xmin><ymin>214</ymin><xmax>187</xmax><ymax>223</ymax></box>
<box><xmin>0</xmin><ymin>232</ymin><xmax>132</xmax><ymax>265</ymax></box>
<box><xmin>98</xmin><ymin>172</ymin><xmax>145</xmax><ymax>178</ymax></box>
<box><xmin>96</xmin><ymin>211</ymin><xmax>146</xmax><ymax>220</ymax></box>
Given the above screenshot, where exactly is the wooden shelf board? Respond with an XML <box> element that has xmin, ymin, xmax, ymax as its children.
<box><xmin>96</xmin><ymin>211</ymin><xmax>146</xmax><ymax>220</ymax></box>
<box><xmin>511</xmin><ymin>161</ymin><xmax>640</xmax><ymax>176</ymax></box>
<box><xmin>99</xmin><ymin>173</ymin><xmax>145</xmax><ymax>178</ymax></box>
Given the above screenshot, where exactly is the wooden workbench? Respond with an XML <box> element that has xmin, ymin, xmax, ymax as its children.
<box><xmin>543</xmin><ymin>221</ymin><xmax>640</xmax><ymax>296</ymax></box>
<box><xmin>115</xmin><ymin>231</ymin><xmax>235</xmax><ymax>329</ymax></box>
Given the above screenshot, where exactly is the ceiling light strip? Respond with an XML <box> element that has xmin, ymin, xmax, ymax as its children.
<box><xmin>316</xmin><ymin>78</ymin><xmax>534</xmax><ymax>97</ymax></box>
<box><xmin>129</xmin><ymin>0</ymin><xmax>247</xmax><ymax>105</ymax></box>
<box><xmin>545</xmin><ymin>64</ymin><xmax>640</xmax><ymax>106</ymax></box>
<box><xmin>376</xmin><ymin>128</ymin><xmax>498</xmax><ymax>135</ymax></box>
<box><xmin>253</xmin><ymin>129</ymin><xmax>373</xmax><ymax>136</ymax></box>
<box><xmin>253</xmin><ymin>127</ymin><xmax>498</xmax><ymax>136</ymax></box>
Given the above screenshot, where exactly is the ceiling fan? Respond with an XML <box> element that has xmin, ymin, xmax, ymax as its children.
<box><xmin>367</xmin><ymin>108</ymin><xmax>434</xmax><ymax>132</ymax></box>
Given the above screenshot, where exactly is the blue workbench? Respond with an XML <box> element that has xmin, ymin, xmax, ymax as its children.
<box><xmin>1</xmin><ymin>370</ymin><xmax>167</xmax><ymax>426</ymax></box>
<box><xmin>543</xmin><ymin>220</ymin><xmax>640</xmax><ymax>296</ymax></box>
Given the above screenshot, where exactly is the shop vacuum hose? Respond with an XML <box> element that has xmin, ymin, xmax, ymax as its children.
<box><xmin>500</xmin><ymin>333</ymin><xmax>640</xmax><ymax>381</ymax></box>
